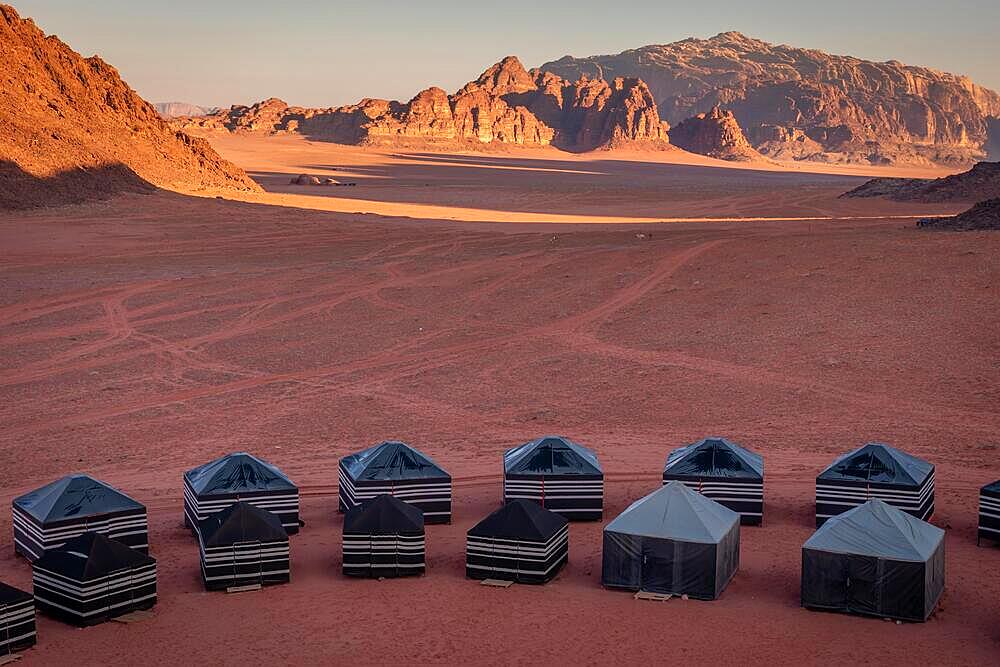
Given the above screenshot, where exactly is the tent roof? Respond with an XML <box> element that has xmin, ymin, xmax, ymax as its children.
<box><xmin>184</xmin><ymin>452</ymin><xmax>296</xmax><ymax>495</ymax></box>
<box><xmin>13</xmin><ymin>474</ymin><xmax>144</xmax><ymax>523</ymax></box>
<box><xmin>664</xmin><ymin>437</ymin><xmax>763</xmax><ymax>479</ymax></box>
<box><xmin>468</xmin><ymin>499</ymin><xmax>568</xmax><ymax>541</ymax></box>
<box><xmin>803</xmin><ymin>499</ymin><xmax>943</xmax><ymax>562</ymax></box>
<box><xmin>0</xmin><ymin>580</ymin><xmax>31</xmax><ymax>605</ymax></box>
<box><xmin>344</xmin><ymin>494</ymin><xmax>424</xmax><ymax>534</ymax></box>
<box><xmin>504</xmin><ymin>436</ymin><xmax>603</xmax><ymax>476</ymax></box>
<box><xmin>604</xmin><ymin>481</ymin><xmax>738</xmax><ymax>543</ymax></box>
<box><xmin>341</xmin><ymin>441</ymin><xmax>450</xmax><ymax>481</ymax></box>
<box><xmin>817</xmin><ymin>443</ymin><xmax>933</xmax><ymax>486</ymax></box>
<box><xmin>198</xmin><ymin>502</ymin><xmax>288</xmax><ymax>547</ymax></box>
<box><xmin>982</xmin><ymin>479</ymin><xmax>1000</xmax><ymax>494</ymax></box>
<box><xmin>34</xmin><ymin>532</ymin><xmax>154</xmax><ymax>580</ymax></box>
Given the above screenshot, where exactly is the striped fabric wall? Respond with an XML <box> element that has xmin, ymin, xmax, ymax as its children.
<box><xmin>661</xmin><ymin>477</ymin><xmax>764</xmax><ymax>525</ymax></box>
<box><xmin>199</xmin><ymin>540</ymin><xmax>290</xmax><ymax>591</ymax></box>
<box><xmin>13</xmin><ymin>506</ymin><xmax>148</xmax><ymax>562</ymax></box>
<box><xmin>466</xmin><ymin>525</ymin><xmax>569</xmax><ymax>584</ymax></box>
<box><xmin>0</xmin><ymin>596</ymin><xmax>36</xmax><ymax>653</ymax></box>
<box><xmin>815</xmin><ymin>473</ymin><xmax>935</xmax><ymax>526</ymax></box>
<box><xmin>342</xmin><ymin>533</ymin><xmax>425</xmax><ymax>577</ymax></box>
<box><xmin>32</xmin><ymin>562</ymin><xmax>156</xmax><ymax>626</ymax></box>
<box><xmin>338</xmin><ymin>466</ymin><xmax>452</xmax><ymax>524</ymax></box>
<box><xmin>979</xmin><ymin>487</ymin><xmax>1000</xmax><ymax>545</ymax></box>
<box><xmin>503</xmin><ymin>476</ymin><xmax>603</xmax><ymax>521</ymax></box>
<box><xmin>183</xmin><ymin>479</ymin><xmax>300</xmax><ymax>534</ymax></box>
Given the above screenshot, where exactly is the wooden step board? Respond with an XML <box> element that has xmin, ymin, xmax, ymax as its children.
<box><xmin>112</xmin><ymin>609</ymin><xmax>155</xmax><ymax>624</ymax></box>
<box><xmin>226</xmin><ymin>583</ymin><xmax>262</xmax><ymax>594</ymax></box>
<box><xmin>634</xmin><ymin>590</ymin><xmax>673</xmax><ymax>601</ymax></box>
<box><xmin>0</xmin><ymin>654</ymin><xmax>23</xmax><ymax>665</ymax></box>
<box><xmin>480</xmin><ymin>579</ymin><xmax>514</xmax><ymax>588</ymax></box>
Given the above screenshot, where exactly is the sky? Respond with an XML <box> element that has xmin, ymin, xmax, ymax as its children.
<box><xmin>13</xmin><ymin>0</ymin><xmax>1000</xmax><ymax>109</ymax></box>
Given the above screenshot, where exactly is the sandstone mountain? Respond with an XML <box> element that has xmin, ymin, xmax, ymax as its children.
<box><xmin>178</xmin><ymin>56</ymin><xmax>670</xmax><ymax>152</ymax></box>
<box><xmin>541</xmin><ymin>32</ymin><xmax>1000</xmax><ymax>166</ymax></box>
<box><xmin>843</xmin><ymin>161</ymin><xmax>1000</xmax><ymax>202</ymax></box>
<box><xmin>668</xmin><ymin>106</ymin><xmax>760</xmax><ymax>161</ymax></box>
<box><xmin>0</xmin><ymin>5</ymin><xmax>259</xmax><ymax>210</ymax></box>
<box><xmin>154</xmin><ymin>102</ymin><xmax>218</xmax><ymax>119</ymax></box>
<box><xmin>918</xmin><ymin>199</ymin><xmax>1000</xmax><ymax>231</ymax></box>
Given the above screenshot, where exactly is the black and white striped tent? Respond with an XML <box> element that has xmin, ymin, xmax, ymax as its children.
<box><xmin>184</xmin><ymin>452</ymin><xmax>299</xmax><ymax>535</ymax></box>
<box><xmin>816</xmin><ymin>443</ymin><xmax>934</xmax><ymax>527</ymax></box>
<box><xmin>466</xmin><ymin>499</ymin><xmax>569</xmax><ymax>584</ymax></box>
<box><xmin>343</xmin><ymin>494</ymin><xmax>425</xmax><ymax>578</ymax></box>
<box><xmin>602</xmin><ymin>481</ymin><xmax>740</xmax><ymax>600</ymax></box>
<box><xmin>663</xmin><ymin>437</ymin><xmax>764</xmax><ymax>525</ymax></box>
<box><xmin>32</xmin><ymin>532</ymin><xmax>157</xmax><ymax>626</ymax></box>
<box><xmin>978</xmin><ymin>480</ymin><xmax>1000</xmax><ymax>546</ymax></box>
<box><xmin>0</xmin><ymin>582</ymin><xmax>35</xmax><ymax>655</ymax></box>
<box><xmin>198</xmin><ymin>502</ymin><xmax>290</xmax><ymax>591</ymax></box>
<box><xmin>339</xmin><ymin>441</ymin><xmax>452</xmax><ymax>524</ymax></box>
<box><xmin>503</xmin><ymin>436</ymin><xmax>604</xmax><ymax>521</ymax></box>
<box><xmin>802</xmin><ymin>499</ymin><xmax>944</xmax><ymax>622</ymax></box>
<box><xmin>12</xmin><ymin>474</ymin><xmax>148</xmax><ymax>562</ymax></box>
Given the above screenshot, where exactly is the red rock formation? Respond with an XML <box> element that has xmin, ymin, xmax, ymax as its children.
<box><xmin>918</xmin><ymin>198</ymin><xmax>1000</xmax><ymax>231</ymax></box>
<box><xmin>541</xmin><ymin>32</ymin><xmax>1000</xmax><ymax>166</ymax></box>
<box><xmin>669</xmin><ymin>106</ymin><xmax>760</xmax><ymax>161</ymax></box>
<box><xmin>843</xmin><ymin>161</ymin><xmax>1000</xmax><ymax>202</ymax></box>
<box><xmin>179</xmin><ymin>57</ymin><xmax>669</xmax><ymax>152</ymax></box>
<box><xmin>0</xmin><ymin>4</ymin><xmax>259</xmax><ymax>209</ymax></box>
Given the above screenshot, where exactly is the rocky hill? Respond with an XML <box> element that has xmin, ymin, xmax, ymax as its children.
<box><xmin>918</xmin><ymin>199</ymin><xmax>1000</xmax><ymax>231</ymax></box>
<box><xmin>154</xmin><ymin>102</ymin><xmax>218</xmax><ymax>119</ymax></box>
<box><xmin>0</xmin><ymin>5</ymin><xmax>259</xmax><ymax>210</ymax></box>
<box><xmin>668</xmin><ymin>106</ymin><xmax>761</xmax><ymax>161</ymax></box>
<box><xmin>541</xmin><ymin>32</ymin><xmax>1000</xmax><ymax>166</ymax></box>
<box><xmin>843</xmin><ymin>161</ymin><xmax>1000</xmax><ymax>202</ymax></box>
<box><xmin>178</xmin><ymin>56</ymin><xmax>670</xmax><ymax>152</ymax></box>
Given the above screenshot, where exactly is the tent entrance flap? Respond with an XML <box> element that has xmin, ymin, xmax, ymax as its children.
<box><xmin>846</xmin><ymin>555</ymin><xmax>878</xmax><ymax>616</ymax></box>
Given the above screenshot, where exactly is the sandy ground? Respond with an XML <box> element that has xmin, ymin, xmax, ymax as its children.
<box><xmin>1</xmin><ymin>145</ymin><xmax>999</xmax><ymax>665</ymax></box>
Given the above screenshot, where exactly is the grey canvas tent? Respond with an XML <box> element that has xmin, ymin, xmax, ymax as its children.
<box><xmin>978</xmin><ymin>480</ymin><xmax>1000</xmax><ymax>546</ymax></box>
<box><xmin>801</xmin><ymin>499</ymin><xmax>944</xmax><ymax>622</ymax></box>
<box><xmin>602</xmin><ymin>482</ymin><xmax>740</xmax><ymax>600</ymax></box>
<box><xmin>815</xmin><ymin>443</ymin><xmax>934</xmax><ymax>526</ymax></box>
<box><xmin>663</xmin><ymin>437</ymin><xmax>764</xmax><ymax>525</ymax></box>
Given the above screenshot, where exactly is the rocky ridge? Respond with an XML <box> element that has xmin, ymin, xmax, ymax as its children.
<box><xmin>668</xmin><ymin>106</ymin><xmax>761</xmax><ymax>161</ymax></box>
<box><xmin>843</xmin><ymin>161</ymin><xmax>1000</xmax><ymax>202</ymax></box>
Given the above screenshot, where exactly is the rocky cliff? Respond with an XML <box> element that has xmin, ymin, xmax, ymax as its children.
<box><xmin>843</xmin><ymin>161</ymin><xmax>1000</xmax><ymax>202</ymax></box>
<box><xmin>0</xmin><ymin>4</ymin><xmax>259</xmax><ymax>209</ymax></box>
<box><xmin>178</xmin><ymin>57</ymin><xmax>670</xmax><ymax>152</ymax></box>
<box><xmin>541</xmin><ymin>32</ymin><xmax>1000</xmax><ymax>166</ymax></box>
<box><xmin>668</xmin><ymin>106</ymin><xmax>760</xmax><ymax>161</ymax></box>
<box><xmin>918</xmin><ymin>199</ymin><xmax>1000</xmax><ymax>231</ymax></box>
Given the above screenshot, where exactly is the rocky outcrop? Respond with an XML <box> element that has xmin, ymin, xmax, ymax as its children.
<box><xmin>179</xmin><ymin>57</ymin><xmax>670</xmax><ymax>152</ymax></box>
<box><xmin>918</xmin><ymin>199</ymin><xmax>1000</xmax><ymax>231</ymax></box>
<box><xmin>843</xmin><ymin>161</ymin><xmax>1000</xmax><ymax>202</ymax></box>
<box><xmin>0</xmin><ymin>5</ymin><xmax>259</xmax><ymax>209</ymax></box>
<box><xmin>541</xmin><ymin>32</ymin><xmax>1000</xmax><ymax>166</ymax></box>
<box><xmin>668</xmin><ymin>106</ymin><xmax>760</xmax><ymax>160</ymax></box>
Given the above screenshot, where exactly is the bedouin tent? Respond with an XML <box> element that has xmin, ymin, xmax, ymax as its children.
<box><xmin>0</xmin><ymin>581</ymin><xmax>36</xmax><ymax>655</ymax></box>
<box><xmin>343</xmin><ymin>494</ymin><xmax>425</xmax><ymax>578</ymax></box>
<box><xmin>662</xmin><ymin>437</ymin><xmax>765</xmax><ymax>525</ymax></box>
<box><xmin>12</xmin><ymin>474</ymin><xmax>148</xmax><ymax>562</ymax></box>
<box><xmin>198</xmin><ymin>502</ymin><xmax>290</xmax><ymax>591</ymax></box>
<box><xmin>815</xmin><ymin>443</ymin><xmax>934</xmax><ymax>526</ymax></box>
<box><xmin>466</xmin><ymin>499</ymin><xmax>568</xmax><ymax>584</ymax></box>
<box><xmin>801</xmin><ymin>499</ymin><xmax>944</xmax><ymax>622</ymax></box>
<box><xmin>339</xmin><ymin>441</ymin><xmax>452</xmax><ymax>524</ymax></box>
<box><xmin>32</xmin><ymin>532</ymin><xmax>157</xmax><ymax>626</ymax></box>
<box><xmin>183</xmin><ymin>452</ymin><xmax>300</xmax><ymax>535</ymax></box>
<box><xmin>602</xmin><ymin>481</ymin><xmax>740</xmax><ymax>600</ymax></box>
<box><xmin>503</xmin><ymin>436</ymin><xmax>604</xmax><ymax>521</ymax></box>
<box><xmin>978</xmin><ymin>480</ymin><xmax>1000</xmax><ymax>546</ymax></box>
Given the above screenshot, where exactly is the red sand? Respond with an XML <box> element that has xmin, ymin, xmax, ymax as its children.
<box><xmin>1</xmin><ymin>151</ymin><xmax>999</xmax><ymax>665</ymax></box>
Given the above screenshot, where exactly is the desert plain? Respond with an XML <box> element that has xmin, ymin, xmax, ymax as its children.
<box><xmin>0</xmin><ymin>135</ymin><xmax>998</xmax><ymax>664</ymax></box>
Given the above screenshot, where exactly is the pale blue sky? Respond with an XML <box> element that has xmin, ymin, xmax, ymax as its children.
<box><xmin>13</xmin><ymin>0</ymin><xmax>1000</xmax><ymax>108</ymax></box>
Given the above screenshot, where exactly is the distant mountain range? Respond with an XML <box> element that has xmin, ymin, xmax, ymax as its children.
<box><xmin>154</xmin><ymin>102</ymin><xmax>218</xmax><ymax>119</ymax></box>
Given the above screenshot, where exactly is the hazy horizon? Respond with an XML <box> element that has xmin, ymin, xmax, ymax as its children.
<box><xmin>12</xmin><ymin>0</ymin><xmax>1000</xmax><ymax>108</ymax></box>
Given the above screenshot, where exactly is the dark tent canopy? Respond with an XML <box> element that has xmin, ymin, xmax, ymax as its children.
<box><xmin>32</xmin><ymin>532</ymin><xmax>156</xmax><ymax>626</ymax></box>
<box><xmin>0</xmin><ymin>581</ymin><xmax>36</xmax><ymax>654</ymax></box>
<box><xmin>978</xmin><ymin>480</ymin><xmax>1000</xmax><ymax>545</ymax></box>
<box><xmin>816</xmin><ymin>443</ymin><xmax>935</xmax><ymax>526</ymax></box>
<box><xmin>197</xmin><ymin>502</ymin><xmax>290</xmax><ymax>591</ymax></box>
<box><xmin>184</xmin><ymin>452</ymin><xmax>299</xmax><ymax>534</ymax></box>
<box><xmin>602</xmin><ymin>481</ymin><xmax>740</xmax><ymax>600</ymax></box>
<box><xmin>12</xmin><ymin>474</ymin><xmax>148</xmax><ymax>561</ymax></box>
<box><xmin>663</xmin><ymin>437</ymin><xmax>764</xmax><ymax>525</ymax></box>
<box><xmin>467</xmin><ymin>499</ymin><xmax>569</xmax><ymax>584</ymax></box>
<box><xmin>343</xmin><ymin>494</ymin><xmax>425</xmax><ymax>578</ymax></box>
<box><xmin>503</xmin><ymin>436</ymin><xmax>604</xmax><ymax>521</ymax></box>
<box><xmin>339</xmin><ymin>441</ymin><xmax>452</xmax><ymax>523</ymax></box>
<box><xmin>802</xmin><ymin>499</ymin><xmax>945</xmax><ymax>622</ymax></box>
